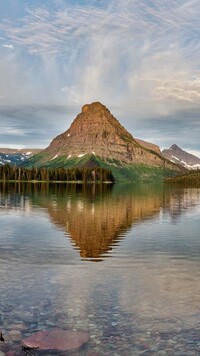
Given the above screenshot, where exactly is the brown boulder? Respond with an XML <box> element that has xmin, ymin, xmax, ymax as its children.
<box><xmin>22</xmin><ymin>328</ymin><xmax>89</xmax><ymax>351</ymax></box>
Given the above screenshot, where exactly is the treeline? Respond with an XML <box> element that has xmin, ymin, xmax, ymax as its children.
<box><xmin>0</xmin><ymin>164</ymin><xmax>115</xmax><ymax>183</ymax></box>
<box><xmin>165</xmin><ymin>170</ymin><xmax>200</xmax><ymax>185</ymax></box>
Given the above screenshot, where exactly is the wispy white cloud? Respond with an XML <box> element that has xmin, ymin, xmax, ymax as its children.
<box><xmin>0</xmin><ymin>0</ymin><xmax>200</xmax><ymax>151</ymax></box>
<box><xmin>2</xmin><ymin>44</ymin><xmax>14</xmax><ymax>49</ymax></box>
<box><xmin>1</xmin><ymin>2</ymin><xmax>200</xmax><ymax>91</ymax></box>
<box><xmin>1</xmin><ymin>127</ymin><xmax>27</xmax><ymax>136</ymax></box>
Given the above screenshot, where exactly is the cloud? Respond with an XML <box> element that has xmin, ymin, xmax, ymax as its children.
<box><xmin>0</xmin><ymin>0</ymin><xmax>200</xmax><ymax>152</ymax></box>
<box><xmin>2</xmin><ymin>1</ymin><xmax>200</xmax><ymax>107</ymax></box>
<box><xmin>0</xmin><ymin>103</ymin><xmax>78</xmax><ymax>148</ymax></box>
<box><xmin>187</xmin><ymin>149</ymin><xmax>200</xmax><ymax>158</ymax></box>
<box><xmin>1</xmin><ymin>127</ymin><xmax>27</xmax><ymax>136</ymax></box>
<box><xmin>2</xmin><ymin>44</ymin><xmax>14</xmax><ymax>49</ymax></box>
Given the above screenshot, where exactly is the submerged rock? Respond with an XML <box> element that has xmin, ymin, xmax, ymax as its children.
<box><xmin>0</xmin><ymin>330</ymin><xmax>4</xmax><ymax>342</ymax></box>
<box><xmin>22</xmin><ymin>328</ymin><xmax>89</xmax><ymax>351</ymax></box>
<box><xmin>6</xmin><ymin>330</ymin><xmax>22</xmax><ymax>341</ymax></box>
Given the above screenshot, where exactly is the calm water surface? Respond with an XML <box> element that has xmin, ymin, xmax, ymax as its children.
<box><xmin>0</xmin><ymin>183</ymin><xmax>200</xmax><ymax>355</ymax></box>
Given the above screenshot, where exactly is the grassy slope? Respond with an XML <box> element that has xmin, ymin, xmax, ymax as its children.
<box><xmin>24</xmin><ymin>153</ymin><xmax>180</xmax><ymax>183</ymax></box>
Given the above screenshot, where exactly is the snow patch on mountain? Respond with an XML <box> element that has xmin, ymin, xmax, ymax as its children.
<box><xmin>0</xmin><ymin>149</ymin><xmax>41</xmax><ymax>166</ymax></box>
<box><xmin>162</xmin><ymin>145</ymin><xmax>200</xmax><ymax>170</ymax></box>
<box><xmin>51</xmin><ymin>154</ymin><xmax>58</xmax><ymax>160</ymax></box>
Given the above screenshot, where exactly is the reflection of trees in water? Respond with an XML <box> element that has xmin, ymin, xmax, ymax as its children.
<box><xmin>0</xmin><ymin>183</ymin><xmax>200</xmax><ymax>260</ymax></box>
<box><xmin>0</xmin><ymin>182</ymin><xmax>29</xmax><ymax>210</ymax></box>
<box><xmin>0</xmin><ymin>182</ymin><xmax>114</xmax><ymax>212</ymax></box>
<box><xmin>163</xmin><ymin>187</ymin><xmax>200</xmax><ymax>223</ymax></box>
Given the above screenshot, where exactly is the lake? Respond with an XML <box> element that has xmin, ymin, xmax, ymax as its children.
<box><xmin>0</xmin><ymin>182</ymin><xmax>200</xmax><ymax>355</ymax></box>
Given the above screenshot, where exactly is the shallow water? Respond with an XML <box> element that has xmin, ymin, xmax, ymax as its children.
<box><xmin>0</xmin><ymin>182</ymin><xmax>200</xmax><ymax>355</ymax></box>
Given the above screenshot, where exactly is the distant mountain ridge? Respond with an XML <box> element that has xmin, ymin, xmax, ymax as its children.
<box><xmin>0</xmin><ymin>148</ymin><xmax>41</xmax><ymax>166</ymax></box>
<box><xmin>0</xmin><ymin>148</ymin><xmax>41</xmax><ymax>154</ymax></box>
<box><xmin>23</xmin><ymin>102</ymin><xmax>184</xmax><ymax>182</ymax></box>
<box><xmin>162</xmin><ymin>144</ymin><xmax>200</xmax><ymax>170</ymax></box>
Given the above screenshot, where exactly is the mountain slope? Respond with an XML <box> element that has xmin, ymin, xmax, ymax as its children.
<box><xmin>135</xmin><ymin>138</ymin><xmax>161</xmax><ymax>154</ymax></box>
<box><xmin>162</xmin><ymin>144</ymin><xmax>200</xmax><ymax>170</ymax></box>
<box><xmin>24</xmin><ymin>102</ymin><xmax>184</xmax><ymax>181</ymax></box>
<box><xmin>0</xmin><ymin>148</ymin><xmax>41</xmax><ymax>166</ymax></box>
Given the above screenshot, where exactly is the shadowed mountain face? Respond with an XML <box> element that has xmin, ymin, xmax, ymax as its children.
<box><xmin>25</xmin><ymin>102</ymin><xmax>182</xmax><ymax>176</ymax></box>
<box><xmin>162</xmin><ymin>144</ymin><xmax>200</xmax><ymax>170</ymax></box>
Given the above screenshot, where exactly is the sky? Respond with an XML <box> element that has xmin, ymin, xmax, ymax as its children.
<box><xmin>0</xmin><ymin>0</ymin><xmax>200</xmax><ymax>157</ymax></box>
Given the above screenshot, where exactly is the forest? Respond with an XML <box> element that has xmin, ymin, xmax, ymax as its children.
<box><xmin>0</xmin><ymin>164</ymin><xmax>115</xmax><ymax>183</ymax></box>
<box><xmin>164</xmin><ymin>170</ymin><xmax>200</xmax><ymax>185</ymax></box>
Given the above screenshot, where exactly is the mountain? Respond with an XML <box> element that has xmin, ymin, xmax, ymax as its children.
<box><xmin>0</xmin><ymin>148</ymin><xmax>41</xmax><ymax>166</ymax></box>
<box><xmin>135</xmin><ymin>138</ymin><xmax>161</xmax><ymax>154</ymax></box>
<box><xmin>162</xmin><ymin>144</ymin><xmax>200</xmax><ymax>170</ymax></box>
<box><xmin>24</xmin><ymin>102</ymin><xmax>184</xmax><ymax>182</ymax></box>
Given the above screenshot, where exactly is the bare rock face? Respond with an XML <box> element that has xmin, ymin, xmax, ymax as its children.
<box><xmin>42</xmin><ymin>102</ymin><xmax>165</xmax><ymax>164</ymax></box>
<box><xmin>135</xmin><ymin>138</ymin><xmax>161</xmax><ymax>154</ymax></box>
<box><xmin>162</xmin><ymin>144</ymin><xmax>200</xmax><ymax>170</ymax></box>
<box><xmin>81</xmin><ymin>104</ymin><xmax>90</xmax><ymax>113</ymax></box>
<box><xmin>31</xmin><ymin>101</ymin><xmax>182</xmax><ymax>172</ymax></box>
<box><xmin>22</xmin><ymin>328</ymin><xmax>89</xmax><ymax>351</ymax></box>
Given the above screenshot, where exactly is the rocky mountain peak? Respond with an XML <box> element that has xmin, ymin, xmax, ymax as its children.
<box><xmin>76</xmin><ymin>101</ymin><xmax>120</xmax><ymax>129</ymax></box>
<box><xmin>81</xmin><ymin>101</ymin><xmax>107</xmax><ymax>113</ymax></box>
<box><xmin>28</xmin><ymin>102</ymin><xmax>183</xmax><ymax>174</ymax></box>
<box><xmin>47</xmin><ymin>102</ymin><xmax>134</xmax><ymax>159</ymax></box>
<box><xmin>61</xmin><ymin>101</ymin><xmax>132</xmax><ymax>145</ymax></box>
<box><xmin>170</xmin><ymin>144</ymin><xmax>179</xmax><ymax>150</ymax></box>
<box><xmin>162</xmin><ymin>145</ymin><xmax>200</xmax><ymax>169</ymax></box>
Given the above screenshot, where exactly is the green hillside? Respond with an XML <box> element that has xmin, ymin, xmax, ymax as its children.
<box><xmin>23</xmin><ymin>153</ymin><xmax>180</xmax><ymax>183</ymax></box>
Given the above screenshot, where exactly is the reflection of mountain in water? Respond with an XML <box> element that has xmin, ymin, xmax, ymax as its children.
<box><xmin>0</xmin><ymin>183</ymin><xmax>200</xmax><ymax>261</ymax></box>
<box><xmin>46</xmin><ymin>184</ymin><xmax>164</xmax><ymax>260</ymax></box>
